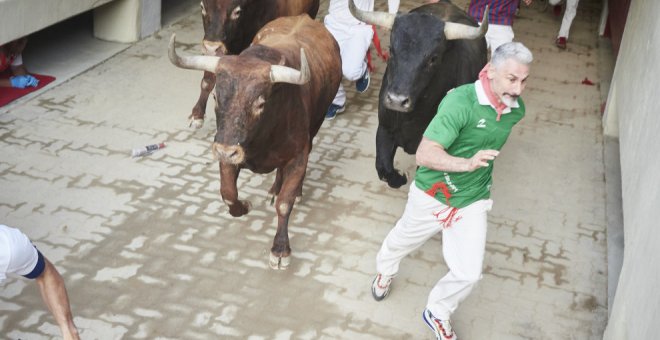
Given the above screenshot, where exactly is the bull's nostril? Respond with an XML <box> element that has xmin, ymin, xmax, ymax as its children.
<box><xmin>203</xmin><ymin>42</ymin><xmax>220</xmax><ymax>55</ymax></box>
<box><xmin>402</xmin><ymin>98</ymin><xmax>410</xmax><ymax>108</ymax></box>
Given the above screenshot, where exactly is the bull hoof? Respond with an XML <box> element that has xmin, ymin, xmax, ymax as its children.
<box><xmin>295</xmin><ymin>195</ymin><xmax>302</xmax><ymax>204</ymax></box>
<box><xmin>385</xmin><ymin>171</ymin><xmax>408</xmax><ymax>189</ymax></box>
<box><xmin>269</xmin><ymin>253</ymin><xmax>291</xmax><ymax>270</ymax></box>
<box><xmin>229</xmin><ymin>200</ymin><xmax>252</xmax><ymax>217</ymax></box>
<box><xmin>188</xmin><ymin>117</ymin><xmax>204</xmax><ymax>129</ymax></box>
<box><xmin>243</xmin><ymin>200</ymin><xmax>252</xmax><ymax>212</ymax></box>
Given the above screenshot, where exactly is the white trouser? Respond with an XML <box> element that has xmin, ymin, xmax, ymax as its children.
<box><xmin>324</xmin><ymin>16</ymin><xmax>373</xmax><ymax>106</ymax></box>
<box><xmin>484</xmin><ymin>24</ymin><xmax>514</xmax><ymax>57</ymax></box>
<box><xmin>375</xmin><ymin>182</ymin><xmax>492</xmax><ymax>320</ymax></box>
<box><xmin>550</xmin><ymin>0</ymin><xmax>579</xmax><ymax>38</ymax></box>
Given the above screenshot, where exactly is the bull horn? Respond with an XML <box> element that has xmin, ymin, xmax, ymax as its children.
<box><xmin>348</xmin><ymin>0</ymin><xmax>395</xmax><ymax>30</ymax></box>
<box><xmin>270</xmin><ymin>48</ymin><xmax>310</xmax><ymax>85</ymax></box>
<box><xmin>168</xmin><ymin>34</ymin><xmax>220</xmax><ymax>73</ymax></box>
<box><xmin>444</xmin><ymin>5</ymin><xmax>489</xmax><ymax>40</ymax></box>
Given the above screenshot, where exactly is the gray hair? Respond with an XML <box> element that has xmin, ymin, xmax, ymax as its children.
<box><xmin>491</xmin><ymin>42</ymin><xmax>533</xmax><ymax>68</ymax></box>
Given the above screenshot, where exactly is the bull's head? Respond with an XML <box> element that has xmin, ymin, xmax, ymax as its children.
<box><xmin>349</xmin><ymin>1</ymin><xmax>488</xmax><ymax>112</ymax></box>
<box><xmin>169</xmin><ymin>34</ymin><xmax>310</xmax><ymax>164</ymax></box>
<box><xmin>199</xmin><ymin>0</ymin><xmax>263</xmax><ymax>55</ymax></box>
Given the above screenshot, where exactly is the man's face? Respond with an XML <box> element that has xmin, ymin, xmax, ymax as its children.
<box><xmin>487</xmin><ymin>59</ymin><xmax>530</xmax><ymax>107</ymax></box>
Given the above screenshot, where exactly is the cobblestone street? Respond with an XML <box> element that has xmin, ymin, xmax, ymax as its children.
<box><xmin>0</xmin><ymin>0</ymin><xmax>610</xmax><ymax>338</ymax></box>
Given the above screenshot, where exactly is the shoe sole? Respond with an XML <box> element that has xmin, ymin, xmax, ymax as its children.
<box><xmin>422</xmin><ymin>309</ymin><xmax>456</xmax><ymax>340</ymax></box>
<box><xmin>371</xmin><ymin>275</ymin><xmax>389</xmax><ymax>301</ymax></box>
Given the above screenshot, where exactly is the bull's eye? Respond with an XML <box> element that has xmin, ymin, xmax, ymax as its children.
<box><xmin>231</xmin><ymin>6</ymin><xmax>241</xmax><ymax>20</ymax></box>
<box><xmin>429</xmin><ymin>56</ymin><xmax>437</xmax><ymax>64</ymax></box>
<box><xmin>253</xmin><ymin>96</ymin><xmax>265</xmax><ymax>116</ymax></box>
<box><xmin>200</xmin><ymin>2</ymin><xmax>206</xmax><ymax>16</ymax></box>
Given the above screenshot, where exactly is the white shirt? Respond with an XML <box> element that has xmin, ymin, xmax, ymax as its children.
<box><xmin>0</xmin><ymin>224</ymin><xmax>40</xmax><ymax>282</ymax></box>
<box><xmin>327</xmin><ymin>0</ymin><xmax>400</xmax><ymax>27</ymax></box>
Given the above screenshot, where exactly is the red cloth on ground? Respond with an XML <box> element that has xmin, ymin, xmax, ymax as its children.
<box><xmin>0</xmin><ymin>70</ymin><xmax>55</xmax><ymax>107</ymax></box>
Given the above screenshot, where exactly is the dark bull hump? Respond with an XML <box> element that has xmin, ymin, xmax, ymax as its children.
<box><xmin>411</xmin><ymin>1</ymin><xmax>481</xmax><ymax>25</ymax></box>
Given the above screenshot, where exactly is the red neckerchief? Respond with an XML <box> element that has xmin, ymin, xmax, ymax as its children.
<box><xmin>478</xmin><ymin>64</ymin><xmax>507</xmax><ymax>122</ymax></box>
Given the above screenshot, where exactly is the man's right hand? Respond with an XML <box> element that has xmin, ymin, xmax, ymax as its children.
<box><xmin>10</xmin><ymin>75</ymin><xmax>39</xmax><ymax>88</ymax></box>
<box><xmin>467</xmin><ymin>150</ymin><xmax>500</xmax><ymax>171</ymax></box>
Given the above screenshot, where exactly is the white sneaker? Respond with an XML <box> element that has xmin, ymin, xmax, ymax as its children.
<box><xmin>371</xmin><ymin>273</ymin><xmax>393</xmax><ymax>301</ymax></box>
<box><xmin>422</xmin><ymin>308</ymin><xmax>457</xmax><ymax>340</ymax></box>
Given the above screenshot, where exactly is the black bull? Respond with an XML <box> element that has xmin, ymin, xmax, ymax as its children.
<box><xmin>350</xmin><ymin>0</ymin><xmax>489</xmax><ymax>188</ymax></box>
<box><xmin>169</xmin><ymin>15</ymin><xmax>342</xmax><ymax>270</ymax></box>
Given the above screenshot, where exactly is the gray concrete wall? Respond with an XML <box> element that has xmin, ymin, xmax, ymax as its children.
<box><xmin>0</xmin><ymin>0</ymin><xmax>160</xmax><ymax>46</ymax></box>
<box><xmin>0</xmin><ymin>0</ymin><xmax>115</xmax><ymax>45</ymax></box>
<box><xmin>602</xmin><ymin>0</ymin><xmax>660</xmax><ymax>338</ymax></box>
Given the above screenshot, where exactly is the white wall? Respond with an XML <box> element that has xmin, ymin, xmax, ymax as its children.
<box><xmin>603</xmin><ymin>0</ymin><xmax>660</xmax><ymax>338</ymax></box>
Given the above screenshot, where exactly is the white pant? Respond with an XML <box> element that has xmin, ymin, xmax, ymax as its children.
<box><xmin>485</xmin><ymin>24</ymin><xmax>515</xmax><ymax>57</ymax></box>
<box><xmin>376</xmin><ymin>183</ymin><xmax>492</xmax><ymax>320</ymax></box>
<box><xmin>550</xmin><ymin>0</ymin><xmax>579</xmax><ymax>38</ymax></box>
<box><xmin>324</xmin><ymin>16</ymin><xmax>373</xmax><ymax>106</ymax></box>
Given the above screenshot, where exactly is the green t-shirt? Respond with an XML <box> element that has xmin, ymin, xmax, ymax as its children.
<box><xmin>414</xmin><ymin>82</ymin><xmax>525</xmax><ymax>208</ymax></box>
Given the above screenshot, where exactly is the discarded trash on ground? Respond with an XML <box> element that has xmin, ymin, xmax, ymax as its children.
<box><xmin>581</xmin><ymin>77</ymin><xmax>595</xmax><ymax>86</ymax></box>
<box><xmin>131</xmin><ymin>142</ymin><xmax>166</xmax><ymax>158</ymax></box>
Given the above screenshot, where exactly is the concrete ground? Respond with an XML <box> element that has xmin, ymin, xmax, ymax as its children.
<box><xmin>0</xmin><ymin>0</ymin><xmax>612</xmax><ymax>339</ymax></box>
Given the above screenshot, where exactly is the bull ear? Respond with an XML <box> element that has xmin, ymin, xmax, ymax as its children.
<box><xmin>444</xmin><ymin>5</ymin><xmax>489</xmax><ymax>40</ymax></box>
<box><xmin>348</xmin><ymin>0</ymin><xmax>395</xmax><ymax>30</ymax></box>
<box><xmin>269</xmin><ymin>48</ymin><xmax>310</xmax><ymax>85</ymax></box>
<box><xmin>168</xmin><ymin>34</ymin><xmax>221</xmax><ymax>73</ymax></box>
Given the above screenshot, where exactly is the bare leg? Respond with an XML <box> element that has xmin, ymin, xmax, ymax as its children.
<box><xmin>36</xmin><ymin>259</ymin><xmax>80</xmax><ymax>340</ymax></box>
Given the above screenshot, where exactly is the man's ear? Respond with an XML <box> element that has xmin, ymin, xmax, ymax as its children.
<box><xmin>486</xmin><ymin>62</ymin><xmax>495</xmax><ymax>80</ymax></box>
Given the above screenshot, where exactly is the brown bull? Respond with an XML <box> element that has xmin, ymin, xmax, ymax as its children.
<box><xmin>189</xmin><ymin>0</ymin><xmax>321</xmax><ymax>129</ymax></box>
<box><xmin>169</xmin><ymin>14</ymin><xmax>342</xmax><ymax>269</ymax></box>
